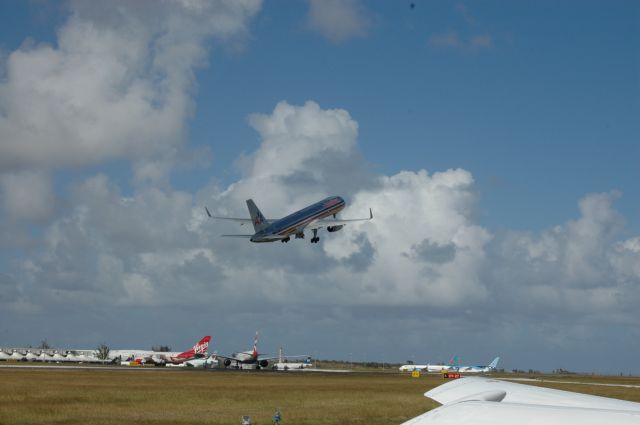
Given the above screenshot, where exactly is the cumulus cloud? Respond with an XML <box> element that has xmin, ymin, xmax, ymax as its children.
<box><xmin>1</xmin><ymin>171</ymin><xmax>54</xmax><ymax>222</ymax></box>
<box><xmin>0</xmin><ymin>0</ymin><xmax>261</xmax><ymax>179</ymax></box>
<box><xmin>306</xmin><ymin>0</ymin><xmax>370</xmax><ymax>43</ymax></box>
<box><xmin>0</xmin><ymin>2</ymin><xmax>636</xmax><ymax>372</ymax></box>
<box><xmin>1</xmin><ymin>77</ymin><xmax>639</xmax><ymax>368</ymax></box>
<box><xmin>486</xmin><ymin>191</ymin><xmax>638</xmax><ymax>324</ymax></box>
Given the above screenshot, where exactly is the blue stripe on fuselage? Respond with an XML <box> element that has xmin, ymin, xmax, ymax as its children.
<box><xmin>255</xmin><ymin>197</ymin><xmax>345</xmax><ymax>239</ymax></box>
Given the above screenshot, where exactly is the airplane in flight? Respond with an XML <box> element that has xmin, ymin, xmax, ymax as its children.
<box><xmin>401</xmin><ymin>376</ymin><xmax>640</xmax><ymax>424</ymax></box>
<box><xmin>454</xmin><ymin>356</ymin><xmax>500</xmax><ymax>373</ymax></box>
<box><xmin>205</xmin><ymin>196</ymin><xmax>372</xmax><ymax>243</ymax></box>
<box><xmin>216</xmin><ymin>333</ymin><xmax>309</xmax><ymax>369</ymax></box>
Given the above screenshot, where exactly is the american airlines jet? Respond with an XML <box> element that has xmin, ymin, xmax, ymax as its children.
<box><xmin>205</xmin><ymin>196</ymin><xmax>372</xmax><ymax>243</ymax></box>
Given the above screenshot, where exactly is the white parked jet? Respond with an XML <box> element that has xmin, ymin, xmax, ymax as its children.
<box><xmin>454</xmin><ymin>356</ymin><xmax>500</xmax><ymax>373</ymax></box>
<box><xmin>400</xmin><ymin>356</ymin><xmax>458</xmax><ymax>373</ymax></box>
<box><xmin>217</xmin><ymin>333</ymin><xmax>308</xmax><ymax>369</ymax></box>
<box><xmin>399</xmin><ymin>364</ymin><xmax>428</xmax><ymax>372</ymax></box>
<box><xmin>401</xmin><ymin>376</ymin><xmax>640</xmax><ymax>425</ymax></box>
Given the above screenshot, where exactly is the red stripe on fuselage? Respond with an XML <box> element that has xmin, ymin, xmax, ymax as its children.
<box><xmin>276</xmin><ymin>201</ymin><xmax>345</xmax><ymax>236</ymax></box>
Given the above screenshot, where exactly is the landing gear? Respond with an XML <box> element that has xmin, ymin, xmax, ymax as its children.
<box><xmin>310</xmin><ymin>229</ymin><xmax>320</xmax><ymax>244</ymax></box>
<box><xmin>281</xmin><ymin>237</ymin><xmax>290</xmax><ymax>243</ymax></box>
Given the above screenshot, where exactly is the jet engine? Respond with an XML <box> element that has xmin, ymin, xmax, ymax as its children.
<box><xmin>259</xmin><ymin>359</ymin><xmax>269</xmax><ymax>368</ymax></box>
<box><xmin>224</xmin><ymin>358</ymin><xmax>232</xmax><ymax>367</ymax></box>
<box><xmin>327</xmin><ymin>225</ymin><xmax>344</xmax><ymax>232</ymax></box>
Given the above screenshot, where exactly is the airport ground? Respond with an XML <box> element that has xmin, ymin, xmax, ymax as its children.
<box><xmin>1</xmin><ymin>367</ymin><xmax>640</xmax><ymax>425</ymax></box>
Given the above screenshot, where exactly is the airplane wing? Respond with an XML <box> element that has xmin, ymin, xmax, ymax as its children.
<box><xmin>212</xmin><ymin>354</ymin><xmax>236</xmax><ymax>361</ymax></box>
<box><xmin>401</xmin><ymin>376</ymin><xmax>640</xmax><ymax>425</ymax></box>
<box><xmin>258</xmin><ymin>354</ymin><xmax>311</xmax><ymax>361</ymax></box>
<box><xmin>204</xmin><ymin>207</ymin><xmax>276</xmax><ymax>226</ymax></box>
<box><xmin>306</xmin><ymin>208</ymin><xmax>373</xmax><ymax>231</ymax></box>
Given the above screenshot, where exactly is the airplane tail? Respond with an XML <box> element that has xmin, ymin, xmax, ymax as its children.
<box><xmin>449</xmin><ymin>355</ymin><xmax>459</xmax><ymax>367</ymax></box>
<box><xmin>488</xmin><ymin>356</ymin><xmax>500</xmax><ymax>369</ymax></box>
<box><xmin>193</xmin><ymin>336</ymin><xmax>211</xmax><ymax>355</ymax></box>
<box><xmin>246</xmin><ymin>199</ymin><xmax>269</xmax><ymax>233</ymax></box>
<box><xmin>252</xmin><ymin>332</ymin><xmax>259</xmax><ymax>357</ymax></box>
<box><xmin>178</xmin><ymin>336</ymin><xmax>211</xmax><ymax>359</ymax></box>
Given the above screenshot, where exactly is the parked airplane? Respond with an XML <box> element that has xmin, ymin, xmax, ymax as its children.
<box><xmin>399</xmin><ymin>356</ymin><xmax>458</xmax><ymax>373</ymax></box>
<box><xmin>399</xmin><ymin>364</ymin><xmax>427</xmax><ymax>372</ymax></box>
<box><xmin>183</xmin><ymin>354</ymin><xmax>219</xmax><ymax>368</ymax></box>
<box><xmin>110</xmin><ymin>336</ymin><xmax>211</xmax><ymax>366</ymax></box>
<box><xmin>400</xmin><ymin>376</ymin><xmax>640</xmax><ymax>424</ymax></box>
<box><xmin>427</xmin><ymin>355</ymin><xmax>460</xmax><ymax>373</ymax></box>
<box><xmin>455</xmin><ymin>356</ymin><xmax>500</xmax><ymax>373</ymax></box>
<box><xmin>272</xmin><ymin>347</ymin><xmax>313</xmax><ymax>371</ymax></box>
<box><xmin>205</xmin><ymin>196</ymin><xmax>372</xmax><ymax>243</ymax></box>
<box><xmin>147</xmin><ymin>335</ymin><xmax>211</xmax><ymax>366</ymax></box>
<box><xmin>217</xmin><ymin>333</ymin><xmax>309</xmax><ymax>369</ymax></box>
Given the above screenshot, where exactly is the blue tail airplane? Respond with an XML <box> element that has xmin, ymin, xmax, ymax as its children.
<box><xmin>205</xmin><ymin>196</ymin><xmax>372</xmax><ymax>243</ymax></box>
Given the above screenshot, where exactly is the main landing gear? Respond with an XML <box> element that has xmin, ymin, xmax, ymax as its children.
<box><xmin>281</xmin><ymin>237</ymin><xmax>290</xmax><ymax>243</ymax></box>
<box><xmin>310</xmin><ymin>229</ymin><xmax>320</xmax><ymax>244</ymax></box>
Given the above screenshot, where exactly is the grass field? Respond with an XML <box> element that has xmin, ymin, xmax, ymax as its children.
<box><xmin>1</xmin><ymin>368</ymin><xmax>639</xmax><ymax>425</ymax></box>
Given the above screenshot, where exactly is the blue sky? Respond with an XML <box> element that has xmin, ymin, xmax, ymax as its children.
<box><xmin>0</xmin><ymin>1</ymin><xmax>639</xmax><ymax>374</ymax></box>
<box><xmin>184</xmin><ymin>0</ymin><xmax>639</xmax><ymax>232</ymax></box>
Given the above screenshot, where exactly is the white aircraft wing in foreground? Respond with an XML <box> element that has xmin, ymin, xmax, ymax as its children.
<box><xmin>401</xmin><ymin>376</ymin><xmax>640</xmax><ymax>425</ymax></box>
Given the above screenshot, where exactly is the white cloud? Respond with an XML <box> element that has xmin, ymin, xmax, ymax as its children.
<box><xmin>306</xmin><ymin>0</ymin><xmax>370</xmax><ymax>43</ymax></box>
<box><xmin>4</xmin><ymin>101</ymin><xmax>640</xmax><ymax>325</ymax></box>
<box><xmin>1</xmin><ymin>171</ymin><xmax>53</xmax><ymax>222</ymax></box>
<box><xmin>0</xmin><ymin>0</ymin><xmax>262</xmax><ymax>178</ymax></box>
<box><xmin>487</xmin><ymin>191</ymin><xmax>639</xmax><ymax>323</ymax></box>
<box><xmin>1</xmin><ymin>85</ymin><xmax>639</xmax><ymax>370</ymax></box>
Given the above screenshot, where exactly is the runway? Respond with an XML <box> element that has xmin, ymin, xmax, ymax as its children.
<box><xmin>504</xmin><ymin>377</ymin><xmax>640</xmax><ymax>389</ymax></box>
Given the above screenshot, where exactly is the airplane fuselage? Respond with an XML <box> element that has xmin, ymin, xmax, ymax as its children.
<box><xmin>231</xmin><ymin>351</ymin><xmax>258</xmax><ymax>363</ymax></box>
<box><xmin>250</xmin><ymin>196</ymin><xmax>345</xmax><ymax>242</ymax></box>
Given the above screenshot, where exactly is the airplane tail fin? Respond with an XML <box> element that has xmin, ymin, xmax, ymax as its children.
<box><xmin>246</xmin><ymin>199</ymin><xmax>269</xmax><ymax>233</ymax></box>
<box><xmin>193</xmin><ymin>336</ymin><xmax>211</xmax><ymax>355</ymax></box>
<box><xmin>449</xmin><ymin>355</ymin><xmax>459</xmax><ymax>367</ymax></box>
<box><xmin>177</xmin><ymin>336</ymin><xmax>211</xmax><ymax>359</ymax></box>
<box><xmin>252</xmin><ymin>332</ymin><xmax>259</xmax><ymax>357</ymax></box>
<box><xmin>488</xmin><ymin>356</ymin><xmax>500</xmax><ymax>369</ymax></box>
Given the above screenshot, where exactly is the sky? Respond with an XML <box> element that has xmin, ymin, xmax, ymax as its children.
<box><xmin>0</xmin><ymin>0</ymin><xmax>638</xmax><ymax>374</ymax></box>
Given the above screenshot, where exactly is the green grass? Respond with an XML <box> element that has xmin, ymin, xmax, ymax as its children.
<box><xmin>0</xmin><ymin>369</ymin><xmax>439</xmax><ymax>425</ymax></box>
<box><xmin>1</xmin><ymin>368</ymin><xmax>639</xmax><ymax>425</ymax></box>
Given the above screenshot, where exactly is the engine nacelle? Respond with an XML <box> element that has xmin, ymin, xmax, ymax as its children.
<box><xmin>327</xmin><ymin>225</ymin><xmax>344</xmax><ymax>233</ymax></box>
<box><xmin>223</xmin><ymin>358</ymin><xmax>232</xmax><ymax>367</ymax></box>
<box><xmin>259</xmin><ymin>359</ymin><xmax>269</xmax><ymax>368</ymax></box>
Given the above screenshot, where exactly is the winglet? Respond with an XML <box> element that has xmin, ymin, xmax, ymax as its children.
<box><xmin>205</xmin><ymin>207</ymin><xmax>212</xmax><ymax>218</ymax></box>
<box><xmin>369</xmin><ymin>208</ymin><xmax>373</xmax><ymax>220</ymax></box>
